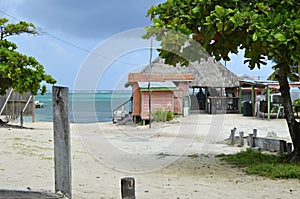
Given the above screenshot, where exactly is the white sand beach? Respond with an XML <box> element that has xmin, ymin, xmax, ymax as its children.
<box><xmin>0</xmin><ymin>114</ymin><xmax>299</xmax><ymax>199</ymax></box>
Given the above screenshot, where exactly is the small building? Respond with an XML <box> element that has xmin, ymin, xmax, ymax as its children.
<box><xmin>139</xmin><ymin>57</ymin><xmax>240</xmax><ymax>114</ymax></box>
<box><xmin>125</xmin><ymin>73</ymin><xmax>194</xmax><ymax>124</ymax></box>
<box><xmin>134</xmin><ymin>81</ymin><xmax>177</xmax><ymax>122</ymax></box>
<box><xmin>239</xmin><ymin>80</ymin><xmax>300</xmax><ymax>119</ymax></box>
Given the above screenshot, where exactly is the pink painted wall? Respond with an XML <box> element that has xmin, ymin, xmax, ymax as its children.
<box><xmin>140</xmin><ymin>91</ymin><xmax>174</xmax><ymax>120</ymax></box>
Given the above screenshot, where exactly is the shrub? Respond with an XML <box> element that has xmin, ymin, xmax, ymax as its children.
<box><xmin>293</xmin><ymin>99</ymin><xmax>300</xmax><ymax>105</ymax></box>
<box><xmin>152</xmin><ymin>108</ymin><xmax>174</xmax><ymax>122</ymax></box>
<box><xmin>166</xmin><ymin>110</ymin><xmax>174</xmax><ymax>121</ymax></box>
<box><xmin>152</xmin><ymin>108</ymin><xmax>167</xmax><ymax>122</ymax></box>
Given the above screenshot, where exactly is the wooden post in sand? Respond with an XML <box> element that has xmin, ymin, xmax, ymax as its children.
<box><xmin>121</xmin><ymin>177</ymin><xmax>135</xmax><ymax>199</ymax></box>
<box><xmin>287</xmin><ymin>143</ymin><xmax>292</xmax><ymax>154</ymax></box>
<box><xmin>230</xmin><ymin>128</ymin><xmax>236</xmax><ymax>145</ymax></box>
<box><xmin>239</xmin><ymin>132</ymin><xmax>244</xmax><ymax>147</ymax></box>
<box><xmin>248</xmin><ymin>134</ymin><xmax>254</xmax><ymax>147</ymax></box>
<box><xmin>253</xmin><ymin>129</ymin><xmax>257</xmax><ymax>137</ymax></box>
<box><xmin>52</xmin><ymin>86</ymin><xmax>72</xmax><ymax>198</ymax></box>
<box><xmin>279</xmin><ymin>140</ymin><xmax>286</xmax><ymax>154</ymax></box>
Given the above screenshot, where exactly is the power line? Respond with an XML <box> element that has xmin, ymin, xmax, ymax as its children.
<box><xmin>44</xmin><ymin>32</ymin><xmax>138</xmax><ymax>66</ymax></box>
<box><xmin>0</xmin><ymin>9</ymin><xmax>145</xmax><ymax>67</ymax></box>
<box><xmin>0</xmin><ymin>9</ymin><xmax>20</xmax><ymax>21</ymax></box>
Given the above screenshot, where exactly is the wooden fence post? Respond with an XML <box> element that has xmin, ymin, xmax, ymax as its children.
<box><xmin>52</xmin><ymin>86</ymin><xmax>72</xmax><ymax>198</ymax></box>
<box><xmin>230</xmin><ymin>129</ymin><xmax>235</xmax><ymax>145</ymax></box>
<box><xmin>279</xmin><ymin>140</ymin><xmax>286</xmax><ymax>154</ymax></box>
<box><xmin>287</xmin><ymin>143</ymin><xmax>292</xmax><ymax>154</ymax></box>
<box><xmin>248</xmin><ymin>134</ymin><xmax>254</xmax><ymax>147</ymax></box>
<box><xmin>121</xmin><ymin>177</ymin><xmax>135</xmax><ymax>199</ymax></box>
<box><xmin>239</xmin><ymin>132</ymin><xmax>244</xmax><ymax>147</ymax></box>
<box><xmin>253</xmin><ymin>129</ymin><xmax>257</xmax><ymax>137</ymax></box>
<box><xmin>20</xmin><ymin>111</ymin><xmax>23</xmax><ymax>128</ymax></box>
<box><xmin>229</xmin><ymin>127</ymin><xmax>237</xmax><ymax>145</ymax></box>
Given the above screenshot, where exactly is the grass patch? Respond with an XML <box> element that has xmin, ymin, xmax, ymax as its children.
<box><xmin>187</xmin><ymin>154</ymin><xmax>200</xmax><ymax>159</ymax></box>
<box><xmin>217</xmin><ymin>149</ymin><xmax>300</xmax><ymax>179</ymax></box>
<box><xmin>31</xmin><ymin>145</ymin><xmax>53</xmax><ymax>151</ymax></box>
<box><xmin>0</xmin><ymin>151</ymin><xmax>12</xmax><ymax>155</ymax></box>
<box><xmin>18</xmin><ymin>151</ymin><xmax>42</xmax><ymax>157</ymax></box>
<box><xmin>10</xmin><ymin>137</ymin><xmax>49</xmax><ymax>144</ymax></box>
<box><xmin>42</xmin><ymin>157</ymin><xmax>54</xmax><ymax>161</ymax></box>
<box><xmin>12</xmin><ymin>142</ymin><xmax>52</xmax><ymax>159</ymax></box>
<box><xmin>11</xmin><ymin>137</ymin><xmax>38</xmax><ymax>142</ymax></box>
<box><xmin>13</xmin><ymin>137</ymin><xmax>23</xmax><ymax>141</ymax></box>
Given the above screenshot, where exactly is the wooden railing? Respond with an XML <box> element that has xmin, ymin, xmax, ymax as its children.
<box><xmin>112</xmin><ymin>98</ymin><xmax>133</xmax><ymax>123</ymax></box>
<box><xmin>112</xmin><ymin>98</ymin><xmax>132</xmax><ymax>114</ymax></box>
<box><xmin>208</xmin><ymin>96</ymin><xmax>239</xmax><ymax>114</ymax></box>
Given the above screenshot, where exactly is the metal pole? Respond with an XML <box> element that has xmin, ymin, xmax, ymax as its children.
<box><xmin>251</xmin><ymin>85</ymin><xmax>255</xmax><ymax>116</ymax></box>
<box><xmin>148</xmin><ymin>35</ymin><xmax>153</xmax><ymax>128</ymax></box>
<box><xmin>239</xmin><ymin>84</ymin><xmax>242</xmax><ymax>113</ymax></box>
<box><xmin>267</xmin><ymin>87</ymin><xmax>271</xmax><ymax>120</ymax></box>
<box><xmin>148</xmin><ymin>82</ymin><xmax>152</xmax><ymax>128</ymax></box>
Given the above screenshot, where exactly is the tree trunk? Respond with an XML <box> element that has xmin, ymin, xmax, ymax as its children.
<box><xmin>277</xmin><ymin>68</ymin><xmax>300</xmax><ymax>163</ymax></box>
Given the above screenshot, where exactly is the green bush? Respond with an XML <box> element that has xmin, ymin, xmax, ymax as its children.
<box><xmin>272</xmin><ymin>105</ymin><xmax>279</xmax><ymax>113</ymax></box>
<box><xmin>293</xmin><ymin>99</ymin><xmax>300</xmax><ymax>105</ymax></box>
<box><xmin>152</xmin><ymin>108</ymin><xmax>174</xmax><ymax>122</ymax></box>
<box><xmin>152</xmin><ymin>108</ymin><xmax>167</xmax><ymax>122</ymax></box>
<box><xmin>166</xmin><ymin>110</ymin><xmax>174</xmax><ymax>121</ymax></box>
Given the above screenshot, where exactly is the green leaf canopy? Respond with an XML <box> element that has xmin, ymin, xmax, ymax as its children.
<box><xmin>0</xmin><ymin>18</ymin><xmax>56</xmax><ymax>95</ymax></box>
<box><xmin>145</xmin><ymin>0</ymin><xmax>300</xmax><ymax>72</ymax></box>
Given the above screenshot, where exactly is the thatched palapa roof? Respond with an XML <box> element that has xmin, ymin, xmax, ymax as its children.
<box><xmin>140</xmin><ymin>57</ymin><xmax>240</xmax><ymax>88</ymax></box>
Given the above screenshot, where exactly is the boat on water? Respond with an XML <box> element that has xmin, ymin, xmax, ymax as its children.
<box><xmin>35</xmin><ymin>100</ymin><xmax>44</xmax><ymax>108</ymax></box>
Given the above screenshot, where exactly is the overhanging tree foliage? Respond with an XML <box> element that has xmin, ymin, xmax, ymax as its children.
<box><xmin>145</xmin><ymin>0</ymin><xmax>300</xmax><ymax>162</ymax></box>
<box><xmin>0</xmin><ymin>18</ymin><xmax>56</xmax><ymax>95</ymax></box>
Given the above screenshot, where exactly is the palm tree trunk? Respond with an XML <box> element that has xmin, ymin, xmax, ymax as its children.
<box><xmin>277</xmin><ymin>68</ymin><xmax>300</xmax><ymax>163</ymax></box>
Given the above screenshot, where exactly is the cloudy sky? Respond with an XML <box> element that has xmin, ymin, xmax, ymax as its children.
<box><xmin>0</xmin><ymin>0</ymin><xmax>274</xmax><ymax>91</ymax></box>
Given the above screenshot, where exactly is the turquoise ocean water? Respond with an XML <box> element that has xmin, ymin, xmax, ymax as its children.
<box><xmin>32</xmin><ymin>91</ymin><xmax>131</xmax><ymax>123</ymax></box>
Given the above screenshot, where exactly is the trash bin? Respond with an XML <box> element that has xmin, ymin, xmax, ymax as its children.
<box><xmin>243</xmin><ymin>101</ymin><xmax>252</xmax><ymax>116</ymax></box>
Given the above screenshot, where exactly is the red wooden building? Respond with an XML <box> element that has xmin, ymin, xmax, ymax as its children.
<box><xmin>125</xmin><ymin>73</ymin><xmax>193</xmax><ymax>123</ymax></box>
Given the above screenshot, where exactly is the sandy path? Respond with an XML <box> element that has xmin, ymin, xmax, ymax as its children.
<box><xmin>0</xmin><ymin>114</ymin><xmax>298</xmax><ymax>198</ymax></box>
